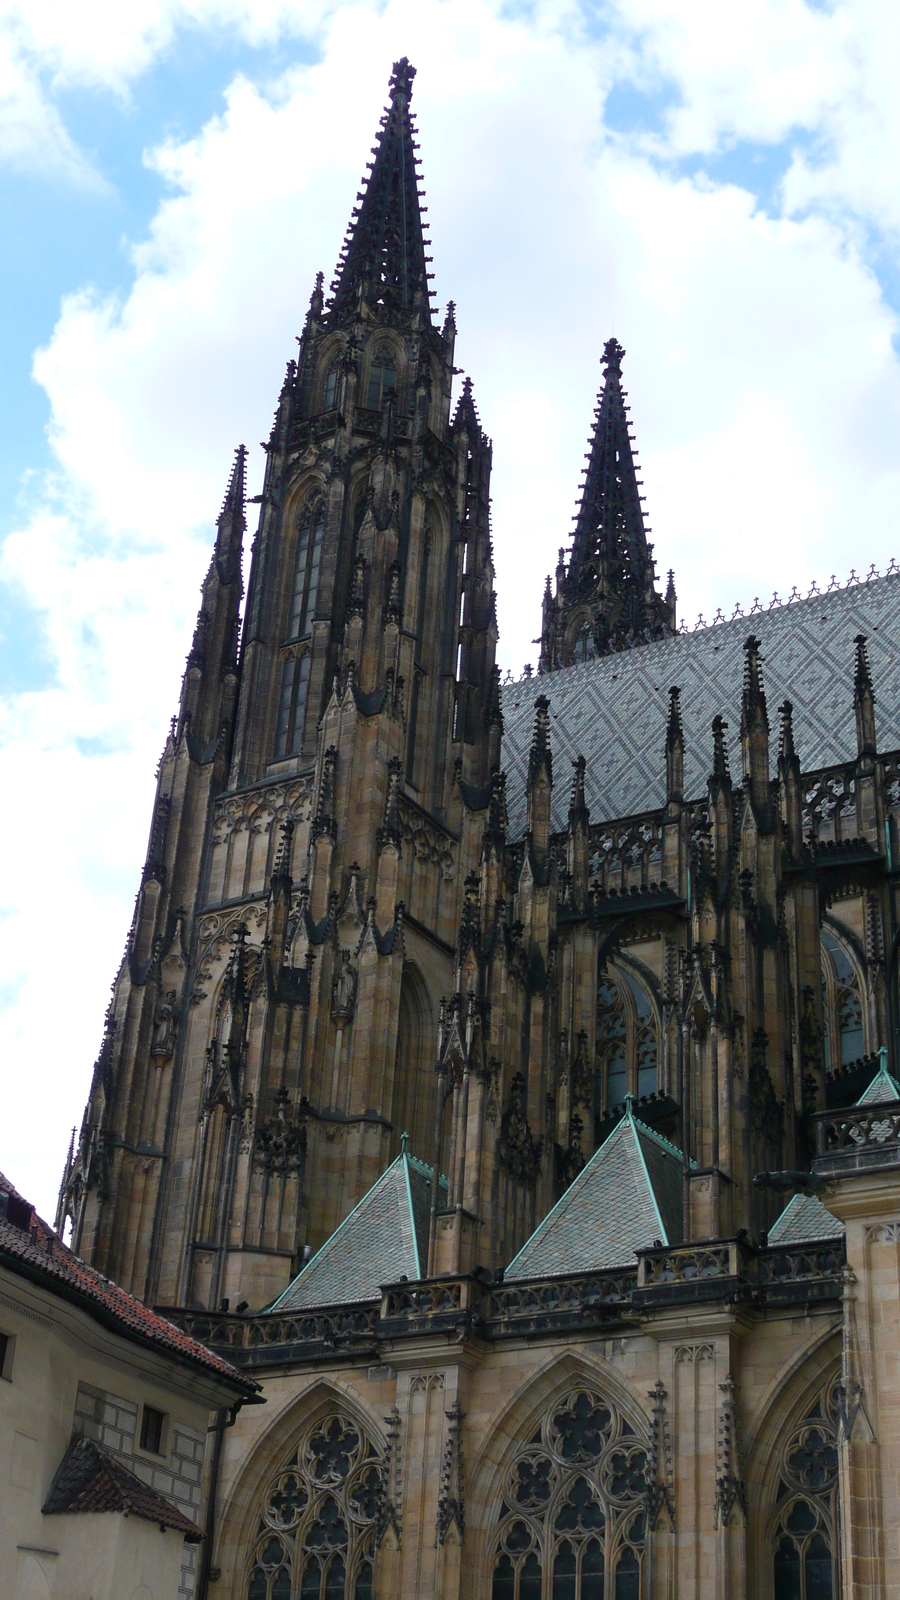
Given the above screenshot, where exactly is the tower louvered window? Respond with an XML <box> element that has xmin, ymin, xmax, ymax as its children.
<box><xmin>247</xmin><ymin>1413</ymin><xmax>383</xmax><ymax>1600</ymax></box>
<box><xmin>491</xmin><ymin>1389</ymin><xmax>647</xmax><ymax>1600</ymax></box>
<box><xmin>821</xmin><ymin>927</ymin><xmax>865</xmax><ymax>1069</ymax></box>
<box><xmin>366</xmin><ymin>349</ymin><xmax>396</xmax><ymax>410</ymax></box>
<box><xmin>769</xmin><ymin>1377</ymin><xmax>838</xmax><ymax>1600</ymax></box>
<box><xmin>290</xmin><ymin>501</ymin><xmax>326</xmax><ymax>640</ymax></box>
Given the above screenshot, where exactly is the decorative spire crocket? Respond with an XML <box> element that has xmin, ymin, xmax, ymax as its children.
<box><xmin>539</xmin><ymin>338</ymin><xmax>675</xmax><ymax>670</ymax></box>
<box><xmin>327</xmin><ymin>57</ymin><xmax>433</xmax><ymax>326</ymax></box>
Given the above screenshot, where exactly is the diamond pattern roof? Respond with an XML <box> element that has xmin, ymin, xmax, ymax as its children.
<box><xmin>767</xmin><ymin>1192</ymin><xmax>844</xmax><ymax>1246</ymax></box>
<box><xmin>504</xmin><ymin>1109</ymin><xmax>684</xmax><ymax>1280</ymax></box>
<box><xmin>502</xmin><ymin>574</ymin><xmax>900</xmax><ymax>835</ymax></box>
<box><xmin>271</xmin><ymin>1150</ymin><xmax>446</xmax><ymax>1310</ymax></box>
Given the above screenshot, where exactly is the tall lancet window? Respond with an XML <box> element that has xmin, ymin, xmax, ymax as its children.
<box><xmin>289</xmin><ymin>500</ymin><xmax>326</xmax><ymax>640</ymax></box>
<box><xmin>366</xmin><ymin>348</ymin><xmax>396</xmax><ymax>410</ymax></box>
<box><xmin>274</xmin><ymin>652</ymin><xmax>310</xmax><ymax>760</ymax></box>
<box><xmin>820</xmin><ymin>927</ymin><xmax>865</xmax><ymax>1069</ymax></box>
<box><xmin>769</xmin><ymin>1375</ymin><xmax>838</xmax><ymax>1600</ymax></box>
<box><xmin>323</xmin><ymin>363</ymin><xmax>339</xmax><ymax>412</ymax></box>
<box><xmin>594</xmin><ymin>963</ymin><xmax>659</xmax><ymax>1119</ymax></box>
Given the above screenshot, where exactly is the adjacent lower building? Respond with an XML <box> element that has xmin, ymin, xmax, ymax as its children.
<box><xmin>51</xmin><ymin>53</ymin><xmax>900</xmax><ymax>1600</ymax></box>
<box><xmin>0</xmin><ymin>1172</ymin><xmax>260</xmax><ymax>1600</ymax></box>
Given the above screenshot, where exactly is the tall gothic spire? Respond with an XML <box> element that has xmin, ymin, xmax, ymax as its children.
<box><xmin>328</xmin><ymin>57</ymin><xmax>433</xmax><ymax>325</ymax></box>
<box><xmin>539</xmin><ymin>338</ymin><xmax>675</xmax><ymax>671</ymax></box>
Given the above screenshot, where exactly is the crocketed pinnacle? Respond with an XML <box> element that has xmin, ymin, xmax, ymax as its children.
<box><xmin>711</xmin><ymin>715</ymin><xmax>730</xmax><ymax>778</ymax></box>
<box><xmin>666</xmin><ymin>685</ymin><xmax>683</xmax><ymax>753</ymax></box>
<box><xmin>778</xmin><ymin>700</ymin><xmax>796</xmax><ymax>763</ymax></box>
<box><xmin>328</xmin><ymin>58</ymin><xmax>433</xmax><ymax>324</ymax></box>
<box><xmin>741</xmin><ymin>635</ymin><xmax>769</xmax><ymax>734</ymax></box>
<box><xmin>854</xmin><ymin>633</ymin><xmax>874</xmax><ymax>696</ymax></box>
<box><xmin>528</xmin><ymin>695</ymin><xmax>553</xmax><ymax>789</ymax></box>
<box><xmin>219</xmin><ymin>445</ymin><xmax>246</xmax><ymax>522</ymax></box>
<box><xmin>215</xmin><ymin>446</ymin><xmax>246</xmax><ymax>587</ymax></box>
<box><xmin>569</xmin><ymin>755</ymin><xmax>588</xmax><ymax>825</ymax></box>
<box><xmin>451</xmin><ymin>375</ymin><xmax>484</xmax><ymax>439</ymax></box>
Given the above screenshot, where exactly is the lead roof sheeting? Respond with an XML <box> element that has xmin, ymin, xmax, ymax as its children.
<box><xmin>273</xmin><ymin>1153</ymin><xmax>444</xmax><ymax>1310</ymax></box>
<box><xmin>505</xmin><ymin>1115</ymin><xmax>683</xmax><ymax>1280</ymax></box>
<box><xmin>767</xmin><ymin>1191</ymin><xmax>844</xmax><ymax>1246</ymax></box>
<box><xmin>856</xmin><ymin>1063</ymin><xmax>900</xmax><ymax>1105</ymax></box>
<box><xmin>501</xmin><ymin>575</ymin><xmax>900</xmax><ymax>836</ymax></box>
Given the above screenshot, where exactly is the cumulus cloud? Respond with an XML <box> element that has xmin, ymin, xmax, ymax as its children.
<box><xmin>4</xmin><ymin>0</ymin><xmax>900</xmax><ymax>1215</ymax></box>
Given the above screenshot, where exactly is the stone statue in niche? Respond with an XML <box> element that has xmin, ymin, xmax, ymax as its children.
<box><xmin>331</xmin><ymin>948</ymin><xmax>357</xmax><ymax>1022</ymax></box>
<box><xmin>151</xmin><ymin>991</ymin><xmax>179</xmax><ymax>1059</ymax></box>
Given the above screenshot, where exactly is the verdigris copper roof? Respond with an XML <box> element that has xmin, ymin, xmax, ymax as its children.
<box><xmin>504</xmin><ymin>1105</ymin><xmax>684</xmax><ymax>1280</ymax></box>
<box><xmin>502</xmin><ymin>571</ymin><xmax>900</xmax><ymax>835</ymax></box>
<box><xmin>767</xmin><ymin>1192</ymin><xmax>844</xmax><ymax>1247</ymax></box>
<box><xmin>271</xmin><ymin>1148</ymin><xmax>446</xmax><ymax>1310</ymax></box>
<box><xmin>856</xmin><ymin>1054</ymin><xmax>900</xmax><ymax>1105</ymax></box>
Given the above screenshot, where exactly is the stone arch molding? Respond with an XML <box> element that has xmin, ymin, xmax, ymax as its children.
<box><xmin>467</xmin><ymin>1347</ymin><xmax>652</xmax><ymax>1593</ymax></box>
<box><xmin>218</xmin><ymin>1376</ymin><xmax>390</xmax><ymax>1599</ymax></box>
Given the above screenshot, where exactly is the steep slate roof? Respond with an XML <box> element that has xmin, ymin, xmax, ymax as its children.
<box><xmin>505</xmin><ymin>1105</ymin><xmax>684</xmax><ymax>1280</ymax></box>
<box><xmin>0</xmin><ymin>1172</ymin><xmax>255</xmax><ymax>1395</ymax></box>
<box><xmin>502</xmin><ymin>571</ymin><xmax>900</xmax><ymax>835</ymax></box>
<box><xmin>43</xmin><ymin>1435</ymin><xmax>201</xmax><ymax>1539</ymax></box>
<box><xmin>271</xmin><ymin>1149</ymin><xmax>446</xmax><ymax>1310</ymax></box>
<box><xmin>768</xmin><ymin>1192</ymin><xmax>844</xmax><ymax>1246</ymax></box>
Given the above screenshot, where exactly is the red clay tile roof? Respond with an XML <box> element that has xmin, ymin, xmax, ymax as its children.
<box><xmin>43</xmin><ymin>1435</ymin><xmax>202</xmax><ymax>1540</ymax></box>
<box><xmin>0</xmin><ymin>1171</ymin><xmax>257</xmax><ymax>1396</ymax></box>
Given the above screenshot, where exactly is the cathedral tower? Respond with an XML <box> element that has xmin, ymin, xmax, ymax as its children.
<box><xmin>60</xmin><ymin>58</ymin><xmax>498</xmax><ymax>1312</ymax></box>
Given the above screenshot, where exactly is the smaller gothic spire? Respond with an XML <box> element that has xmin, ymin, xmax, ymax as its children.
<box><xmin>740</xmin><ymin>636</ymin><xmax>771</xmax><ymax>814</ymax></box>
<box><xmin>272</xmin><ymin>817</ymin><xmax>294</xmax><ymax>882</ymax></box>
<box><xmin>741</xmin><ymin>636</ymin><xmax>769</xmax><ymax>733</ymax></box>
<box><xmin>451</xmin><ymin>375</ymin><xmax>484</xmax><ymax>438</ymax></box>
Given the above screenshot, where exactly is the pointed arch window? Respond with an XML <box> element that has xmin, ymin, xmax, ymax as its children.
<box><xmin>821</xmin><ymin>927</ymin><xmax>865</xmax><ymax>1069</ymax></box>
<box><xmin>274</xmin><ymin>650</ymin><xmax>310</xmax><ymax>760</ymax></box>
<box><xmin>575</xmin><ymin>622</ymin><xmax>596</xmax><ymax>665</ymax></box>
<box><xmin>769</xmin><ymin>1378</ymin><xmax>838</xmax><ymax>1600</ymax></box>
<box><xmin>246</xmin><ymin>1411</ymin><xmax>383</xmax><ymax>1600</ymax></box>
<box><xmin>366</xmin><ymin>349</ymin><xmax>396</xmax><ymax>411</ymax></box>
<box><xmin>323</xmin><ymin>363</ymin><xmax>339</xmax><ymax>412</ymax></box>
<box><xmin>595</xmin><ymin>964</ymin><xmax>659</xmax><ymax>1120</ymax></box>
<box><xmin>289</xmin><ymin>501</ymin><xmax>326</xmax><ymax>640</ymax></box>
<box><xmin>490</xmin><ymin>1388</ymin><xmax>647</xmax><ymax>1600</ymax></box>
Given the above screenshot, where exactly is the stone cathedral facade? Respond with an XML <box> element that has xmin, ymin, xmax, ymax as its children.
<box><xmin>57</xmin><ymin>56</ymin><xmax>900</xmax><ymax>1600</ymax></box>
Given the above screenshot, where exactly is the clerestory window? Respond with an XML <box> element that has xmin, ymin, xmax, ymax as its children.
<box><xmin>366</xmin><ymin>349</ymin><xmax>396</xmax><ymax>411</ymax></box>
<box><xmin>491</xmin><ymin>1388</ymin><xmax>647</xmax><ymax>1600</ymax></box>
<box><xmin>289</xmin><ymin>501</ymin><xmax>326</xmax><ymax>640</ymax></box>
<box><xmin>246</xmin><ymin>1412</ymin><xmax>381</xmax><ymax>1600</ymax></box>
<box><xmin>820</xmin><ymin>927</ymin><xmax>865</xmax><ymax>1069</ymax></box>
<box><xmin>594</xmin><ymin>964</ymin><xmax>658</xmax><ymax>1121</ymax></box>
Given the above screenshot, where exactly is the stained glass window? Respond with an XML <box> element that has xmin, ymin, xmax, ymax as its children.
<box><xmin>274</xmin><ymin>652</ymin><xmax>310</xmax><ymax>760</ymax></box>
<box><xmin>491</xmin><ymin>1389</ymin><xmax>646</xmax><ymax>1600</ymax></box>
<box><xmin>246</xmin><ymin>1413</ymin><xmax>384</xmax><ymax>1599</ymax></box>
<box><xmin>289</xmin><ymin>502</ymin><xmax>326</xmax><ymax>640</ymax></box>
<box><xmin>770</xmin><ymin>1378</ymin><xmax>838</xmax><ymax>1600</ymax></box>
<box><xmin>595</xmin><ymin>965</ymin><xmax>659</xmax><ymax>1117</ymax></box>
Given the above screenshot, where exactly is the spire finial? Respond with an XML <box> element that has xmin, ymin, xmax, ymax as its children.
<box><xmin>389</xmin><ymin>57</ymin><xmax>416</xmax><ymax>99</ymax></box>
<box><xmin>666</xmin><ymin>685</ymin><xmax>683</xmax><ymax>752</ymax></box>
<box><xmin>854</xmin><ymin>633</ymin><xmax>874</xmax><ymax>694</ymax></box>
<box><xmin>219</xmin><ymin>445</ymin><xmax>247</xmax><ymax>522</ymax></box>
<box><xmin>569</xmin><ymin>755</ymin><xmax>588</xmax><ymax>823</ymax></box>
<box><xmin>711</xmin><ymin>715</ymin><xmax>730</xmax><ymax>778</ymax></box>
<box><xmin>401</xmin><ymin>1130</ymin><xmax>410</xmax><ymax>1154</ymax></box>
<box><xmin>528</xmin><ymin>695</ymin><xmax>553</xmax><ymax>788</ymax></box>
<box><xmin>741</xmin><ymin>635</ymin><xmax>769</xmax><ymax>733</ymax></box>
<box><xmin>853</xmin><ymin>633</ymin><xmax>877</xmax><ymax>758</ymax></box>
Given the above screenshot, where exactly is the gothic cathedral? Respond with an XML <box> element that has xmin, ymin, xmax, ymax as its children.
<box><xmin>58</xmin><ymin>57</ymin><xmax>900</xmax><ymax>1600</ymax></box>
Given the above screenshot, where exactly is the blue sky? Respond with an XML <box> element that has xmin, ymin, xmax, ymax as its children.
<box><xmin>3</xmin><ymin>0</ymin><xmax>900</xmax><ymax>1217</ymax></box>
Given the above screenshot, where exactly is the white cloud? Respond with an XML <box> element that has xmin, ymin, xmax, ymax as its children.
<box><xmin>4</xmin><ymin>0</ymin><xmax>900</xmax><ymax>1217</ymax></box>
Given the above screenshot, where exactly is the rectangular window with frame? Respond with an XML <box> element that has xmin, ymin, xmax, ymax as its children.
<box><xmin>140</xmin><ymin>1404</ymin><xmax>165</xmax><ymax>1455</ymax></box>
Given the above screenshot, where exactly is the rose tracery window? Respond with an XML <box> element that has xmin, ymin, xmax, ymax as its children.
<box><xmin>821</xmin><ymin>927</ymin><xmax>865</xmax><ymax>1069</ymax></box>
<box><xmin>769</xmin><ymin>1378</ymin><xmax>838</xmax><ymax>1600</ymax></box>
<box><xmin>491</xmin><ymin>1388</ymin><xmax>647</xmax><ymax>1600</ymax></box>
<box><xmin>247</xmin><ymin>1413</ymin><xmax>383</xmax><ymax>1600</ymax></box>
<box><xmin>595</xmin><ymin>966</ymin><xmax>659</xmax><ymax>1123</ymax></box>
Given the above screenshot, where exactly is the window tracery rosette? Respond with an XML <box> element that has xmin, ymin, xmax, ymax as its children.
<box><xmin>769</xmin><ymin>1378</ymin><xmax>839</xmax><ymax>1600</ymax></box>
<box><xmin>247</xmin><ymin>1413</ymin><xmax>385</xmax><ymax>1600</ymax></box>
<box><xmin>491</xmin><ymin>1389</ymin><xmax>647</xmax><ymax>1600</ymax></box>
